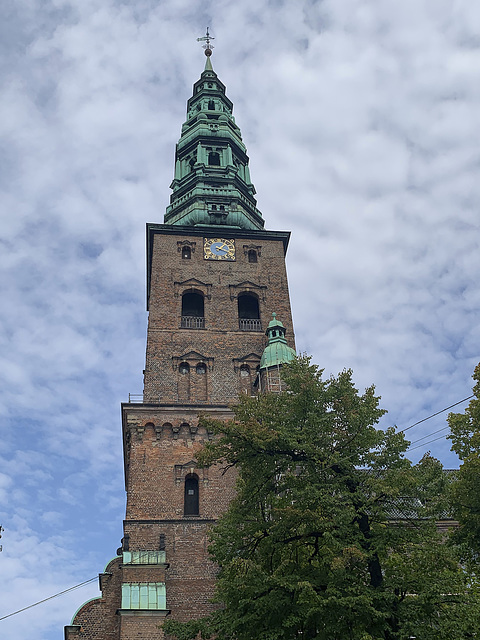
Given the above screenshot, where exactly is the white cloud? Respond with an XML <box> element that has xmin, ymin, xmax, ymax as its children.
<box><xmin>1</xmin><ymin>1</ymin><xmax>479</xmax><ymax>638</ymax></box>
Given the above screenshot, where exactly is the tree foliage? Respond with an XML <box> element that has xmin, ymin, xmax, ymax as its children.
<box><xmin>164</xmin><ymin>358</ymin><xmax>480</xmax><ymax>640</ymax></box>
<box><xmin>448</xmin><ymin>362</ymin><xmax>480</xmax><ymax>556</ymax></box>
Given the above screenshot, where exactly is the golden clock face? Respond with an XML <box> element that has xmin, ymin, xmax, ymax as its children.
<box><xmin>204</xmin><ymin>238</ymin><xmax>235</xmax><ymax>261</ymax></box>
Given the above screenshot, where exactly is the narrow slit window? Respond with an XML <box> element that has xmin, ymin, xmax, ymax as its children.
<box><xmin>184</xmin><ymin>474</ymin><xmax>199</xmax><ymax>516</ymax></box>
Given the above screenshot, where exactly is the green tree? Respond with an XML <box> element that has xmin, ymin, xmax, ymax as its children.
<box><xmin>165</xmin><ymin>358</ymin><xmax>480</xmax><ymax>640</ymax></box>
<box><xmin>448</xmin><ymin>362</ymin><xmax>480</xmax><ymax>556</ymax></box>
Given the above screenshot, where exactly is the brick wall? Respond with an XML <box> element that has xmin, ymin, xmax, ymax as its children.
<box><xmin>66</xmin><ymin>558</ymin><xmax>122</xmax><ymax>640</ymax></box>
<box><xmin>144</xmin><ymin>228</ymin><xmax>295</xmax><ymax>404</ymax></box>
<box><xmin>65</xmin><ymin>225</ymin><xmax>295</xmax><ymax>639</ymax></box>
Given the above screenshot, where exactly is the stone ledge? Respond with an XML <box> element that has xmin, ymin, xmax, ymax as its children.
<box><xmin>117</xmin><ymin>609</ymin><xmax>170</xmax><ymax>618</ymax></box>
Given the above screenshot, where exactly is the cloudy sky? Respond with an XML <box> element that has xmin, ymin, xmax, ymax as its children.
<box><xmin>1</xmin><ymin>1</ymin><xmax>479</xmax><ymax>637</ymax></box>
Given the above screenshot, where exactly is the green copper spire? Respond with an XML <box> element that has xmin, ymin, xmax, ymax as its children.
<box><xmin>204</xmin><ymin>55</ymin><xmax>213</xmax><ymax>72</ymax></box>
<box><xmin>164</xmin><ymin>32</ymin><xmax>264</xmax><ymax>230</ymax></box>
<box><xmin>259</xmin><ymin>313</ymin><xmax>296</xmax><ymax>370</ymax></box>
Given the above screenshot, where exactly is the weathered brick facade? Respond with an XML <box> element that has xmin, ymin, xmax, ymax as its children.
<box><xmin>65</xmin><ymin>54</ymin><xmax>295</xmax><ymax>640</ymax></box>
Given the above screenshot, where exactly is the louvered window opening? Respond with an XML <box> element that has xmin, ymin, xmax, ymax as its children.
<box><xmin>121</xmin><ymin>582</ymin><xmax>166</xmax><ymax>610</ymax></box>
<box><xmin>123</xmin><ymin>551</ymin><xmax>166</xmax><ymax>565</ymax></box>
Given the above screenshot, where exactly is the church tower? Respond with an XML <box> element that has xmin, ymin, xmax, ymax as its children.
<box><xmin>65</xmin><ymin>38</ymin><xmax>295</xmax><ymax>640</ymax></box>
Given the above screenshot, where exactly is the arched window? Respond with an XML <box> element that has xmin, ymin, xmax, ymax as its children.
<box><xmin>181</xmin><ymin>292</ymin><xmax>204</xmax><ymax>329</ymax></box>
<box><xmin>208</xmin><ymin>152</ymin><xmax>220</xmax><ymax>166</ymax></box>
<box><xmin>238</xmin><ymin>293</ymin><xmax>261</xmax><ymax>331</ymax></box>
<box><xmin>248</xmin><ymin>250</ymin><xmax>258</xmax><ymax>263</ymax></box>
<box><xmin>179</xmin><ymin>362</ymin><xmax>190</xmax><ymax>375</ymax></box>
<box><xmin>184</xmin><ymin>474</ymin><xmax>199</xmax><ymax>516</ymax></box>
<box><xmin>196</xmin><ymin>363</ymin><xmax>207</xmax><ymax>375</ymax></box>
<box><xmin>239</xmin><ymin>363</ymin><xmax>254</xmax><ymax>395</ymax></box>
<box><xmin>182</xmin><ymin>246</ymin><xmax>191</xmax><ymax>259</ymax></box>
<box><xmin>238</xmin><ymin>293</ymin><xmax>259</xmax><ymax>319</ymax></box>
<box><xmin>208</xmin><ymin>100</ymin><xmax>215</xmax><ymax>110</ymax></box>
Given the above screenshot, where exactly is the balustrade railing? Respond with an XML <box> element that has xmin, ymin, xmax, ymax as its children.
<box><xmin>181</xmin><ymin>316</ymin><xmax>205</xmax><ymax>329</ymax></box>
<box><xmin>239</xmin><ymin>318</ymin><xmax>262</xmax><ymax>331</ymax></box>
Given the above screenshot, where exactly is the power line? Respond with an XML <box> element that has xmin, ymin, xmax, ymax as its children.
<box><xmin>0</xmin><ymin>577</ymin><xmax>98</xmax><ymax>622</ymax></box>
<box><xmin>397</xmin><ymin>395</ymin><xmax>473</xmax><ymax>435</ymax></box>
<box><xmin>321</xmin><ymin>393</ymin><xmax>474</xmax><ymax>471</ymax></box>
<box><xmin>407</xmin><ymin>425</ymin><xmax>450</xmax><ymax>446</ymax></box>
<box><xmin>397</xmin><ymin>394</ymin><xmax>474</xmax><ymax>457</ymax></box>
<box><xmin>407</xmin><ymin>434</ymin><xmax>450</xmax><ymax>454</ymax></box>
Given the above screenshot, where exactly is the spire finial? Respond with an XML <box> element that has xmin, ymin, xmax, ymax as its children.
<box><xmin>197</xmin><ymin>27</ymin><xmax>214</xmax><ymax>58</ymax></box>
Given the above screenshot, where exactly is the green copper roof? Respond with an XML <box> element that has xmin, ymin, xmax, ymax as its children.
<box><xmin>204</xmin><ymin>55</ymin><xmax>213</xmax><ymax>72</ymax></box>
<box><xmin>259</xmin><ymin>313</ymin><xmax>296</xmax><ymax>370</ymax></box>
<box><xmin>164</xmin><ymin>58</ymin><xmax>264</xmax><ymax>230</ymax></box>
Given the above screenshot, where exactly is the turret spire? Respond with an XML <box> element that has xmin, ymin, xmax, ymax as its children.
<box><xmin>259</xmin><ymin>313</ymin><xmax>296</xmax><ymax>370</ymax></box>
<box><xmin>164</xmin><ymin>32</ymin><xmax>264</xmax><ymax>230</ymax></box>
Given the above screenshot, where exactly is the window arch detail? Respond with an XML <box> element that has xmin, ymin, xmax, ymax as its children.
<box><xmin>177</xmin><ymin>241</ymin><xmax>196</xmax><ymax>255</ymax></box>
<box><xmin>174</xmin><ymin>279</ymin><xmax>212</xmax><ymax>299</ymax></box>
<box><xmin>179</xmin><ymin>362</ymin><xmax>190</xmax><ymax>375</ymax></box>
<box><xmin>243</xmin><ymin>244</ymin><xmax>262</xmax><ymax>260</ymax></box>
<box><xmin>228</xmin><ymin>281</ymin><xmax>266</xmax><ymax>302</ymax></box>
<box><xmin>172</xmin><ymin>351</ymin><xmax>213</xmax><ymax>403</ymax></box>
<box><xmin>234</xmin><ymin>354</ymin><xmax>261</xmax><ymax>396</ymax></box>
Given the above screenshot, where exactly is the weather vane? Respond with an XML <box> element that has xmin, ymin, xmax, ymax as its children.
<box><xmin>197</xmin><ymin>27</ymin><xmax>214</xmax><ymax>57</ymax></box>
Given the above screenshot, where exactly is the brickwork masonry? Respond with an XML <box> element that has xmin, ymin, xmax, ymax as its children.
<box><xmin>65</xmin><ymin>227</ymin><xmax>295</xmax><ymax>639</ymax></box>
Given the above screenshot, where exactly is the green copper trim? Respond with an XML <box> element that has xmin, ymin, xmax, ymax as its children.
<box><xmin>70</xmin><ymin>598</ymin><xmax>101</xmax><ymax>624</ymax></box>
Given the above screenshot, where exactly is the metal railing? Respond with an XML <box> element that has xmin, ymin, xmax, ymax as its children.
<box><xmin>239</xmin><ymin>318</ymin><xmax>262</xmax><ymax>331</ymax></box>
<box><xmin>181</xmin><ymin>316</ymin><xmax>205</xmax><ymax>329</ymax></box>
